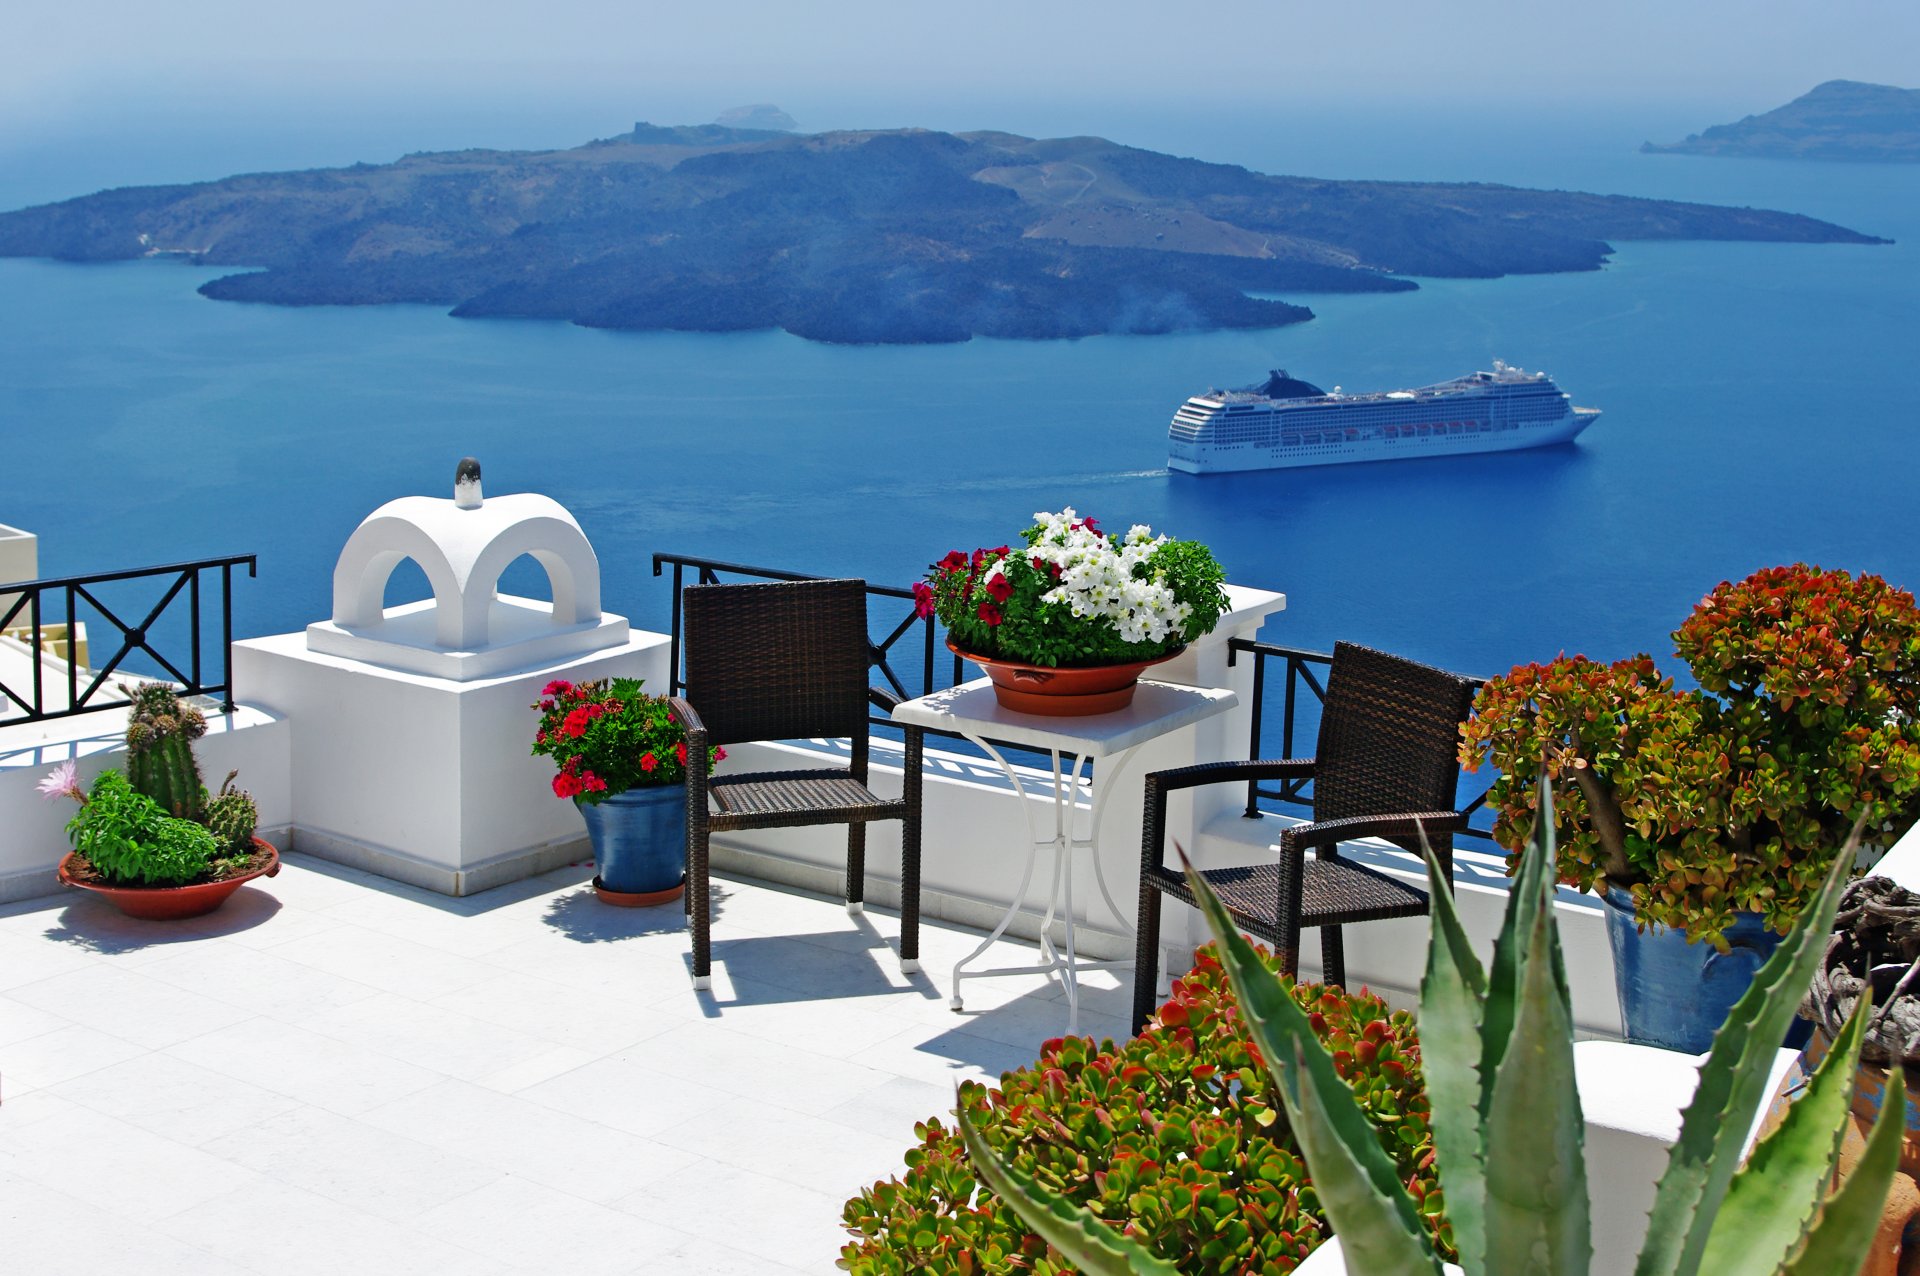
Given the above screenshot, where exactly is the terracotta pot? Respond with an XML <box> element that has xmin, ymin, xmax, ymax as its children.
<box><xmin>57</xmin><ymin>838</ymin><xmax>281</xmax><ymax>920</ymax></box>
<box><xmin>950</xmin><ymin>640</ymin><xmax>1184</xmax><ymax>716</ymax></box>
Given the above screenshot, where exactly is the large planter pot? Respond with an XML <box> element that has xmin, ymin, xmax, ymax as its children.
<box><xmin>56</xmin><ymin>838</ymin><xmax>281</xmax><ymax>921</ymax></box>
<box><xmin>1603</xmin><ymin>887</ymin><xmax>1783</xmax><ymax>1053</ymax></box>
<box><xmin>951</xmin><ymin>640</ymin><xmax>1184</xmax><ymax>717</ymax></box>
<box><xmin>578</xmin><ymin>784</ymin><xmax>687</xmax><ymax>906</ymax></box>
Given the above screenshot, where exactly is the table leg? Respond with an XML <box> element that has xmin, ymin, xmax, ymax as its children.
<box><xmin>947</xmin><ymin>736</ymin><xmax>1055</xmax><ymax>1013</ymax></box>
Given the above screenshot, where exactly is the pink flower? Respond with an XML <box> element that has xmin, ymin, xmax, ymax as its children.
<box><xmin>911</xmin><ymin>581</ymin><xmax>934</xmax><ymax>619</ymax></box>
<box><xmin>36</xmin><ymin>760</ymin><xmax>84</xmax><ymax>804</ymax></box>
<box><xmin>714</xmin><ymin>746</ymin><xmax>727</xmax><ymax>762</ymax></box>
<box><xmin>542</xmin><ymin>680</ymin><xmax>573</xmax><ymax>697</ymax></box>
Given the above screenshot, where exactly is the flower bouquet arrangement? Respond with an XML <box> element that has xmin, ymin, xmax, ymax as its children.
<box><xmin>41</xmin><ymin>683</ymin><xmax>271</xmax><ymax>918</ymax></box>
<box><xmin>1460</xmin><ymin>563</ymin><xmax>1920</xmax><ymax>946</ymax></box>
<box><xmin>915</xmin><ymin>507</ymin><xmax>1230</xmax><ymax>669</ymax></box>
<box><xmin>531</xmin><ymin>677</ymin><xmax>721</xmax><ymax>802</ymax></box>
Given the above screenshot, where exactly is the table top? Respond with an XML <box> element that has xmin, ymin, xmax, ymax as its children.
<box><xmin>891</xmin><ymin>677</ymin><xmax>1238</xmax><ymax>758</ymax></box>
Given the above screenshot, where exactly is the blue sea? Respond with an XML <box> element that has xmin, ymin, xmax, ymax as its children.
<box><xmin>3</xmin><ymin>102</ymin><xmax>1916</xmax><ymax>684</ymax></box>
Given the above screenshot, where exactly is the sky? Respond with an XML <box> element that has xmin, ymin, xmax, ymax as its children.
<box><xmin>4</xmin><ymin>0</ymin><xmax>1917</xmax><ymax>202</ymax></box>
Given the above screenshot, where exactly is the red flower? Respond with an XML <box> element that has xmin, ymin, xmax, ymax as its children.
<box><xmin>675</xmin><ymin>741</ymin><xmax>688</xmax><ymax>764</ymax></box>
<box><xmin>542</xmin><ymin>679</ymin><xmax>573</xmax><ymax>697</ymax></box>
<box><xmin>911</xmin><ymin>580</ymin><xmax>935</xmax><ymax>618</ymax></box>
<box><xmin>971</xmin><ymin>548</ymin><xmax>987</xmax><ymax>569</ymax></box>
<box><xmin>1032</xmin><ymin>556</ymin><xmax>1047</xmax><ymax>572</ymax></box>
<box><xmin>984</xmin><ymin>573</ymin><xmax>1012</xmax><ymax>603</ymax></box>
<box><xmin>939</xmin><ymin>550</ymin><xmax>968</xmax><ymax>572</ymax></box>
<box><xmin>977</xmin><ymin>602</ymin><xmax>1004</xmax><ymax>626</ymax></box>
<box><xmin>714</xmin><ymin>746</ymin><xmax>727</xmax><ymax>762</ymax></box>
<box><xmin>640</xmin><ymin>752</ymin><xmax>659</xmax><ymax>773</ymax></box>
<box><xmin>581</xmin><ymin>771</ymin><xmax>607</xmax><ymax>793</ymax></box>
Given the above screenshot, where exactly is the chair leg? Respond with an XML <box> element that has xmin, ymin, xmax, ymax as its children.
<box><xmin>900</xmin><ymin>814</ymin><xmax>922</xmax><ymax>974</ymax></box>
<box><xmin>1131</xmin><ymin>884</ymin><xmax>1163</xmax><ymax>1036</ymax></box>
<box><xmin>1321</xmin><ymin>926</ymin><xmax>1345</xmax><ymax>989</ymax></box>
<box><xmin>845</xmin><ymin>824</ymin><xmax>866</xmax><ymax>915</ymax></box>
<box><xmin>690</xmin><ymin>827</ymin><xmax>712</xmax><ymax>990</ymax></box>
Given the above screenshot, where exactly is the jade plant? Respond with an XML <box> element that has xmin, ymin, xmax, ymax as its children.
<box><xmin>961</xmin><ymin>785</ymin><xmax>1906</xmax><ymax>1276</ymax></box>
<box><xmin>839</xmin><ymin>949</ymin><xmax>1445</xmax><ymax>1274</ymax></box>
<box><xmin>1459</xmin><ymin>564</ymin><xmax>1920</xmax><ymax>944</ymax></box>
<box><xmin>39</xmin><ymin>682</ymin><xmax>261</xmax><ymax>886</ymax></box>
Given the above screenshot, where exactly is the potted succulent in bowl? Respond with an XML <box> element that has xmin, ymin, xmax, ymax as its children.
<box><xmin>1459</xmin><ymin>563</ymin><xmax>1920</xmax><ymax>1051</ymax></box>
<box><xmin>532</xmin><ymin>676</ymin><xmax>722</xmax><ymax>907</ymax></box>
<box><xmin>42</xmin><ymin>683</ymin><xmax>275</xmax><ymax>920</ymax></box>
<box><xmin>916</xmin><ymin>506</ymin><xmax>1231</xmax><ymax>716</ymax></box>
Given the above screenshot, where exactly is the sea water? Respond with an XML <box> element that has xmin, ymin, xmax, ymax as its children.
<box><xmin>2</xmin><ymin>105</ymin><xmax>1916</xmax><ymax>684</ymax></box>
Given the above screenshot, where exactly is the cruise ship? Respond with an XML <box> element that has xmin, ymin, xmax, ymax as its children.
<box><xmin>1166</xmin><ymin>362</ymin><xmax>1600</xmax><ymax>474</ymax></box>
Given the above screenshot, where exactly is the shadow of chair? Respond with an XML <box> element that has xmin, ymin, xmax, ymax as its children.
<box><xmin>1131</xmin><ymin>640</ymin><xmax>1476</xmax><ymax>1034</ymax></box>
<box><xmin>670</xmin><ymin>577</ymin><xmax>924</xmax><ymax>990</ymax></box>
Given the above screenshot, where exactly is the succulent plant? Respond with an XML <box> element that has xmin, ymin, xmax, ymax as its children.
<box><xmin>124</xmin><ymin>681</ymin><xmax>207</xmax><ymax>822</ymax></box>
<box><xmin>202</xmin><ymin>770</ymin><xmax>258</xmax><ymax>854</ymax></box>
<box><xmin>963</xmin><ymin>781</ymin><xmax>1906</xmax><ymax>1276</ymax></box>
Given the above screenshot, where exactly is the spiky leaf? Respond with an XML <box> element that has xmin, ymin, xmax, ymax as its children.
<box><xmin>1181</xmin><ymin>851</ymin><xmax>1442</xmax><ymax>1275</ymax></box>
<box><xmin>1479</xmin><ymin>826</ymin><xmax>1591</xmax><ymax>1276</ymax></box>
<box><xmin>1697</xmin><ymin>993</ymin><xmax>1872</xmax><ymax>1273</ymax></box>
<box><xmin>1633</xmin><ymin>848</ymin><xmax>1855</xmax><ymax>1276</ymax></box>
<box><xmin>1481</xmin><ymin>781</ymin><xmax>1556</xmax><ymax>1089</ymax></box>
<box><xmin>955</xmin><ymin>1097</ymin><xmax>1178</xmax><ymax>1276</ymax></box>
<box><xmin>1777</xmin><ymin>1067</ymin><xmax>1906</xmax><ymax>1276</ymax></box>
<box><xmin>1417</xmin><ymin>837</ymin><xmax>1491</xmax><ymax>1271</ymax></box>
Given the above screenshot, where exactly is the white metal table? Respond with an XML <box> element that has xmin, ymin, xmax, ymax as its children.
<box><xmin>891</xmin><ymin>677</ymin><xmax>1238</xmax><ymax>1033</ymax></box>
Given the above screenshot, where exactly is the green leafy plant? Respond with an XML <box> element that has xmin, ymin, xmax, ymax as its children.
<box><xmin>531</xmin><ymin>676</ymin><xmax>722</xmax><ymax>802</ymax></box>
<box><xmin>1460</xmin><ymin>564</ymin><xmax>1920</xmax><ymax>943</ymax></box>
<box><xmin>839</xmin><ymin>950</ymin><xmax>1445</xmax><ymax>1274</ymax></box>
<box><xmin>915</xmin><ymin>507</ymin><xmax>1230</xmax><ymax>668</ymax></box>
<box><xmin>963</xmin><ymin>786</ymin><xmax>1906</xmax><ymax>1276</ymax></box>
<box><xmin>65</xmin><ymin>769</ymin><xmax>220</xmax><ymax>887</ymax></box>
<box><xmin>125</xmin><ymin>681</ymin><xmax>208</xmax><ymax>821</ymax></box>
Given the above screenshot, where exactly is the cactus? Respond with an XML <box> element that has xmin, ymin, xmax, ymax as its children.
<box><xmin>202</xmin><ymin>770</ymin><xmax>258</xmax><ymax>854</ymax></box>
<box><xmin>124</xmin><ymin>681</ymin><xmax>206</xmax><ymax>822</ymax></box>
<box><xmin>963</xmin><ymin>778</ymin><xmax>1907</xmax><ymax>1276</ymax></box>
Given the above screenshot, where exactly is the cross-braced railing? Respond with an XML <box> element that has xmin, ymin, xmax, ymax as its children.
<box><xmin>652</xmin><ymin>553</ymin><xmax>963</xmax><ymax>733</ymax></box>
<box><xmin>1228</xmin><ymin>637</ymin><xmax>1498</xmax><ymax>844</ymax></box>
<box><xmin>0</xmin><ymin>555</ymin><xmax>256</xmax><ymax>724</ymax></box>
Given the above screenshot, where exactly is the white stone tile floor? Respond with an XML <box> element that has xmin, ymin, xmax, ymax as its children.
<box><xmin>0</xmin><ymin>851</ymin><xmax>1139</xmax><ymax>1274</ymax></box>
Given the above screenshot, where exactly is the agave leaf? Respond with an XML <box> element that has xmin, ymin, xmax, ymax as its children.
<box><xmin>1777</xmin><ymin>1067</ymin><xmax>1907</xmax><ymax>1276</ymax></box>
<box><xmin>1479</xmin><ymin>826</ymin><xmax>1591</xmax><ymax>1276</ymax></box>
<box><xmin>1482</xmin><ymin>780</ymin><xmax>1556</xmax><ymax>1095</ymax></box>
<box><xmin>1632</xmin><ymin>848</ymin><xmax>1855</xmax><ymax>1276</ymax></box>
<box><xmin>1179</xmin><ymin>849</ymin><xmax>1442</xmax><ymax>1274</ymax></box>
<box><xmin>1417</xmin><ymin>834</ymin><xmax>1491</xmax><ymax>1272</ymax></box>
<box><xmin>955</xmin><ymin>1097</ymin><xmax>1178</xmax><ymax>1276</ymax></box>
<box><xmin>1697</xmin><ymin>993</ymin><xmax>1873</xmax><ymax>1274</ymax></box>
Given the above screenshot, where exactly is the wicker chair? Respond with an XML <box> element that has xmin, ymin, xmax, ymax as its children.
<box><xmin>1130</xmin><ymin>640</ymin><xmax>1476</xmax><ymax>1033</ymax></box>
<box><xmin>667</xmin><ymin>578</ymin><xmax>923</xmax><ymax>991</ymax></box>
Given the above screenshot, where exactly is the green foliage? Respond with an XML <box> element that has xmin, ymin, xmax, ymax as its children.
<box><xmin>921</xmin><ymin>509</ymin><xmax>1231</xmax><ymax>669</ymax></box>
<box><xmin>67</xmin><ymin>769</ymin><xmax>220</xmax><ymax>887</ymax></box>
<box><xmin>202</xmin><ymin>770</ymin><xmax>259</xmax><ymax>854</ymax></box>
<box><xmin>124</xmin><ymin>681</ymin><xmax>207</xmax><ymax>822</ymax></box>
<box><xmin>839</xmin><ymin>947</ymin><xmax>1446</xmax><ymax>1274</ymax></box>
<box><xmin>531</xmin><ymin>677</ymin><xmax>719</xmax><ymax>802</ymax></box>
<box><xmin>1461</xmin><ymin>564</ymin><xmax>1920</xmax><ymax>943</ymax></box>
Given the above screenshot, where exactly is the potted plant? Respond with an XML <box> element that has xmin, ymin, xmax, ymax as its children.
<box><xmin>916</xmin><ymin>507</ymin><xmax>1231</xmax><ymax>715</ymax></box>
<box><xmin>1458</xmin><ymin>563</ymin><xmax>1920</xmax><ymax>1051</ymax></box>
<box><xmin>42</xmin><ymin>683</ymin><xmax>275</xmax><ymax>920</ymax></box>
<box><xmin>532</xmin><ymin>676</ymin><xmax>721</xmax><ymax>907</ymax></box>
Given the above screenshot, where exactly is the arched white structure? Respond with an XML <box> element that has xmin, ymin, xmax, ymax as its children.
<box><xmin>306</xmin><ymin>470</ymin><xmax>628</xmax><ymax>681</ymax></box>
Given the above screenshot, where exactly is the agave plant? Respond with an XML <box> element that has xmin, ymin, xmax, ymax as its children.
<box><xmin>959</xmin><ymin>782</ymin><xmax>1906</xmax><ymax>1275</ymax></box>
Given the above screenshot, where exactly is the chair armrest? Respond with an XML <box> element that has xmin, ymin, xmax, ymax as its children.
<box><xmin>667</xmin><ymin>696</ymin><xmax>707</xmax><ymax>740</ymax></box>
<box><xmin>868</xmin><ymin>686</ymin><xmax>903</xmax><ymax>714</ymax></box>
<box><xmin>1144</xmin><ymin>757</ymin><xmax>1317</xmax><ymax>797</ymax></box>
<box><xmin>668</xmin><ymin>697</ymin><xmax>711</xmax><ymax>792</ymax></box>
<box><xmin>1278</xmin><ymin>810</ymin><xmax>1470</xmax><ymax>852</ymax></box>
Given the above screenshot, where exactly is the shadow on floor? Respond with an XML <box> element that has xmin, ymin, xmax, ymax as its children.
<box><xmin>40</xmin><ymin>885</ymin><xmax>282</xmax><ymax>953</ymax></box>
<box><xmin>542</xmin><ymin>880</ymin><xmax>726</xmax><ymax>942</ymax></box>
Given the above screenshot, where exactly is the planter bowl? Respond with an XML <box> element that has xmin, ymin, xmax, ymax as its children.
<box><xmin>57</xmin><ymin>837</ymin><xmax>281</xmax><ymax>921</ymax></box>
<box><xmin>950</xmin><ymin>641</ymin><xmax>1184</xmax><ymax>716</ymax></box>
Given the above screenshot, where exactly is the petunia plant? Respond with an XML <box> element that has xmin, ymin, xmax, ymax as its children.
<box><xmin>530</xmin><ymin>677</ymin><xmax>722</xmax><ymax>802</ymax></box>
<box><xmin>917</xmin><ymin>507</ymin><xmax>1230</xmax><ymax>667</ymax></box>
<box><xmin>1460</xmin><ymin>564</ymin><xmax>1920</xmax><ymax>944</ymax></box>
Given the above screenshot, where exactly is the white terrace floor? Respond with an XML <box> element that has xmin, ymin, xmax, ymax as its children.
<box><xmin>0</xmin><ymin>854</ymin><xmax>1139</xmax><ymax>1275</ymax></box>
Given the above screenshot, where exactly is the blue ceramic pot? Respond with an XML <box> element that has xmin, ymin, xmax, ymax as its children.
<box><xmin>577</xmin><ymin>785</ymin><xmax>687</xmax><ymax>895</ymax></box>
<box><xmin>1603</xmin><ymin>887</ymin><xmax>1783</xmax><ymax>1053</ymax></box>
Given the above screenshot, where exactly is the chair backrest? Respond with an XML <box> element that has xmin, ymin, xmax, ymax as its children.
<box><xmin>681</xmin><ymin>578</ymin><xmax>872</xmax><ymax>748</ymax></box>
<box><xmin>1312</xmin><ymin>640</ymin><xmax>1477</xmax><ymax>825</ymax></box>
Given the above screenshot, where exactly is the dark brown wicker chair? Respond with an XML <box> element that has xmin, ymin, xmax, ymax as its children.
<box><xmin>667</xmin><ymin>578</ymin><xmax>923</xmax><ymax>990</ymax></box>
<box><xmin>1130</xmin><ymin>640</ymin><xmax>1476</xmax><ymax>1033</ymax></box>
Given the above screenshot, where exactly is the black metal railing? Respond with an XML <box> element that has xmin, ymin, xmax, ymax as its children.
<box><xmin>0</xmin><ymin>555</ymin><xmax>256</xmax><ymax>724</ymax></box>
<box><xmin>652</xmin><ymin>553</ymin><xmax>963</xmax><ymax>732</ymax></box>
<box><xmin>1228</xmin><ymin>637</ymin><xmax>1497</xmax><ymax>843</ymax></box>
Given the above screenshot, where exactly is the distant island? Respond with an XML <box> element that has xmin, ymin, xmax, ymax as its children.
<box><xmin>714</xmin><ymin>104</ymin><xmax>797</xmax><ymax>132</ymax></box>
<box><xmin>0</xmin><ymin>122</ymin><xmax>1887</xmax><ymax>344</ymax></box>
<box><xmin>1644</xmin><ymin>80</ymin><xmax>1920</xmax><ymax>162</ymax></box>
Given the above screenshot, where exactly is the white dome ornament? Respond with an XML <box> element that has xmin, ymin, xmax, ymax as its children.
<box><xmin>306</xmin><ymin>458</ymin><xmax>630</xmax><ymax>681</ymax></box>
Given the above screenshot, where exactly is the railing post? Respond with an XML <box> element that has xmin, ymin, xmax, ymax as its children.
<box><xmin>1244</xmin><ymin>648</ymin><xmax>1266</xmax><ymax>818</ymax></box>
<box><xmin>30</xmin><ymin>586</ymin><xmax>44</xmax><ymax>719</ymax></box>
<box><xmin>221</xmin><ymin>561</ymin><xmax>236</xmax><ymax>713</ymax></box>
